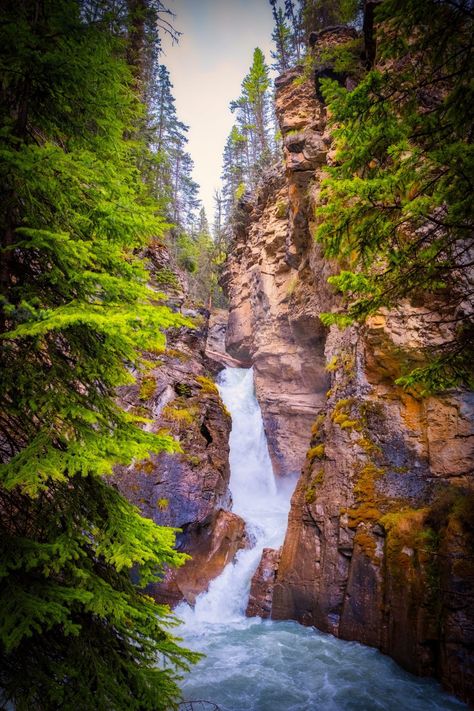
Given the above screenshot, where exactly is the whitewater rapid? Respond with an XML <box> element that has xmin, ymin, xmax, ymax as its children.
<box><xmin>177</xmin><ymin>367</ymin><xmax>466</xmax><ymax>711</ymax></box>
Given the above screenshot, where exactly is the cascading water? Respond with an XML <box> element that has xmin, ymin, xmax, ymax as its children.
<box><xmin>177</xmin><ymin>367</ymin><xmax>466</xmax><ymax>711</ymax></box>
<box><xmin>177</xmin><ymin>367</ymin><xmax>294</xmax><ymax>627</ymax></box>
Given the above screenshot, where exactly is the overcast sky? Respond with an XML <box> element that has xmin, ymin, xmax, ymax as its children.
<box><xmin>162</xmin><ymin>0</ymin><xmax>275</xmax><ymax>225</ymax></box>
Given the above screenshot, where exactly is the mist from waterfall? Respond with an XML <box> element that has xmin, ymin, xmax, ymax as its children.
<box><xmin>177</xmin><ymin>367</ymin><xmax>295</xmax><ymax>628</ymax></box>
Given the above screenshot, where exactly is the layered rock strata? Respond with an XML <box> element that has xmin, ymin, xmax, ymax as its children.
<box><xmin>246</xmin><ymin>547</ymin><xmax>281</xmax><ymax>619</ymax></box>
<box><xmin>226</xmin><ymin>33</ymin><xmax>474</xmax><ymax>705</ymax></box>
<box><xmin>272</xmin><ymin>315</ymin><xmax>474</xmax><ymax>704</ymax></box>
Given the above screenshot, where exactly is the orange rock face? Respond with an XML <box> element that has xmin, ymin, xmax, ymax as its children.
<box><xmin>246</xmin><ymin>547</ymin><xmax>281</xmax><ymax>619</ymax></box>
<box><xmin>222</xmin><ymin>72</ymin><xmax>334</xmax><ymax>477</ymax></box>
<box><xmin>158</xmin><ymin>509</ymin><xmax>248</xmax><ymax>606</ymax></box>
<box><xmin>224</xmin><ymin>36</ymin><xmax>474</xmax><ymax>706</ymax></box>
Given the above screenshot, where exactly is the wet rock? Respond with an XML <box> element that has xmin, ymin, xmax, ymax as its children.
<box><xmin>274</xmin><ymin>310</ymin><xmax>474</xmax><ymax>702</ymax></box>
<box><xmin>112</xmin><ymin>249</ymin><xmax>247</xmax><ymax>606</ymax></box>
<box><xmin>157</xmin><ymin>509</ymin><xmax>248</xmax><ymax>606</ymax></box>
<box><xmin>246</xmin><ymin>547</ymin><xmax>281</xmax><ymax>618</ymax></box>
<box><xmin>222</xmin><ymin>70</ymin><xmax>334</xmax><ymax>477</ymax></box>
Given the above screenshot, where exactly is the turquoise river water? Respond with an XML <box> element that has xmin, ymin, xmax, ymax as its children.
<box><xmin>176</xmin><ymin>368</ymin><xmax>467</xmax><ymax>711</ymax></box>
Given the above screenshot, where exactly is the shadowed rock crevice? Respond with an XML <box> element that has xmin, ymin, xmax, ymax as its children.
<box><xmin>200</xmin><ymin>421</ymin><xmax>213</xmax><ymax>447</ymax></box>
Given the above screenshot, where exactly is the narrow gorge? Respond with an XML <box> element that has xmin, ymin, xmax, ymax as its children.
<box><xmin>2</xmin><ymin>2</ymin><xmax>472</xmax><ymax>710</ymax></box>
<box><xmin>112</xmin><ymin>26</ymin><xmax>473</xmax><ymax>710</ymax></box>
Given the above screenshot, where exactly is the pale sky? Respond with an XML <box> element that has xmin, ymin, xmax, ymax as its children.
<box><xmin>161</xmin><ymin>0</ymin><xmax>275</xmax><ymax>224</ymax></box>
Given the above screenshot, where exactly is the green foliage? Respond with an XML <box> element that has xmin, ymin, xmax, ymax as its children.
<box><xmin>395</xmin><ymin>354</ymin><xmax>474</xmax><ymax>396</ymax></box>
<box><xmin>235</xmin><ymin>182</ymin><xmax>247</xmax><ymax>201</ymax></box>
<box><xmin>223</xmin><ymin>46</ymin><xmax>274</xmax><ymax>224</ymax></box>
<box><xmin>146</xmin><ymin>64</ymin><xmax>200</xmax><ymax>232</ymax></box>
<box><xmin>195</xmin><ymin>375</ymin><xmax>219</xmax><ymax>395</ymax></box>
<box><xmin>302</xmin><ymin>0</ymin><xmax>362</xmax><ymax>36</ymax></box>
<box><xmin>175</xmin><ymin>382</ymin><xmax>193</xmax><ymax>398</ymax></box>
<box><xmin>175</xmin><ymin>207</ymin><xmax>226</xmax><ymax>307</ymax></box>
<box><xmin>243</xmin><ymin>48</ymin><xmax>271</xmax><ymax>109</ymax></box>
<box><xmin>319</xmin><ymin>37</ymin><xmax>364</xmax><ymax>77</ymax></box>
<box><xmin>269</xmin><ymin>2</ymin><xmax>296</xmax><ymax>72</ymax></box>
<box><xmin>139</xmin><ymin>375</ymin><xmax>158</xmax><ymax>401</ymax></box>
<box><xmin>162</xmin><ymin>402</ymin><xmax>199</xmax><ymax>427</ymax></box>
<box><xmin>316</xmin><ymin>0</ymin><xmax>474</xmax><ymax>393</ymax></box>
<box><xmin>153</xmin><ymin>266</ymin><xmax>181</xmax><ymax>291</ymax></box>
<box><xmin>0</xmin><ymin>1</ymin><xmax>199</xmax><ymax>708</ymax></box>
<box><xmin>307</xmin><ymin>444</ymin><xmax>325</xmax><ymax>460</ymax></box>
<box><xmin>304</xmin><ymin>468</ymin><xmax>324</xmax><ymax>505</ymax></box>
<box><xmin>295</xmin><ymin>51</ymin><xmax>318</xmax><ymax>84</ymax></box>
<box><xmin>276</xmin><ymin>200</ymin><xmax>288</xmax><ymax>219</ymax></box>
<box><xmin>325</xmin><ymin>355</ymin><xmax>339</xmax><ymax>372</ymax></box>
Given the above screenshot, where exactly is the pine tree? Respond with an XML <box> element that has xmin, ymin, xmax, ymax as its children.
<box><xmin>302</xmin><ymin>0</ymin><xmax>361</xmax><ymax>36</ymax></box>
<box><xmin>186</xmin><ymin>208</ymin><xmax>214</xmax><ymax>305</ymax></box>
<box><xmin>219</xmin><ymin>48</ymin><xmax>275</xmax><ymax>248</ymax></box>
<box><xmin>221</xmin><ymin>126</ymin><xmax>247</xmax><ymax>220</ymax></box>
<box><xmin>146</xmin><ymin>63</ymin><xmax>199</xmax><ymax>231</ymax></box>
<box><xmin>316</xmin><ymin>0</ymin><xmax>474</xmax><ymax>392</ymax></box>
<box><xmin>197</xmin><ymin>206</ymin><xmax>210</xmax><ymax>236</ymax></box>
<box><xmin>243</xmin><ymin>48</ymin><xmax>272</xmax><ymax>164</ymax></box>
<box><xmin>284</xmin><ymin>0</ymin><xmax>303</xmax><ymax>61</ymax></box>
<box><xmin>174</xmin><ymin>151</ymin><xmax>200</xmax><ymax>230</ymax></box>
<box><xmin>227</xmin><ymin>47</ymin><xmax>272</xmax><ymax>198</ymax></box>
<box><xmin>212</xmin><ymin>190</ymin><xmax>228</xmax><ymax>260</ymax></box>
<box><xmin>0</xmin><ymin>1</ymin><xmax>199</xmax><ymax>708</ymax></box>
<box><xmin>269</xmin><ymin>1</ymin><xmax>295</xmax><ymax>72</ymax></box>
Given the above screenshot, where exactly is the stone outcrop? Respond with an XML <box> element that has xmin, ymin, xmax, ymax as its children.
<box><xmin>159</xmin><ymin>508</ymin><xmax>246</xmax><ymax>606</ymax></box>
<box><xmin>113</xmin><ymin>245</ymin><xmax>246</xmax><ymax>606</ymax></box>
<box><xmin>272</xmin><ymin>312</ymin><xmax>474</xmax><ymax>702</ymax></box>
<box><xmin>222</xmin><ymin>66</ymin><xmax>336</xmax><ymax>477</ymax></box>
<box><xmin>224</xmin><ymin>31</ymin><xmax>474</xmax><ymax>706</ymax></box>
<box><xmin>205</xmin><ymin>307</ymin><xmax>243</xmax><ymax>369</ymax></box>
<box><xmin>246</xmin><ymin>547</ymin><xmax>281</xmax><ymax>619</ymax></box>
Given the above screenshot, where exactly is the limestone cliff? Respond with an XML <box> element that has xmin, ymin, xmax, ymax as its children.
<box><xmin>224</xmin><ymin>29</ymin><xmax>474</xmax><ymax>705</ymax></box>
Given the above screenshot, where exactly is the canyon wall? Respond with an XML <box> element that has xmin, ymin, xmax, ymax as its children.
<box><xmin>224</xmin><ymin>30</ymin><xmax>474</xmax><ymax>705</ymax></box>
<box><xmin>113</xmin><ymin>243</ymin><xmax>246</xmax><ymax>606</ymax></box>
<box><xmin>222</xmin><ymin>63</ymin><xmax>335</xmax><ymax>476</ymax></box>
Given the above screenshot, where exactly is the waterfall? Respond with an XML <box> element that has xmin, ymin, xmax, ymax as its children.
<box><xmin>177</xmin><ymin>367</ymin><xmax>295</xmax><ymax>628</ymax></box>
<box><xmin>177</xmin><ymin>368</ymin><xmax>466</xmax><ymax>711</ymax></box>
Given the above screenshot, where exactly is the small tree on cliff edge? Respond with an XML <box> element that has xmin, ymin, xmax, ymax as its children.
<box><xmin>317</xmin><ymin>0</ymin><xmax>474</xmax><ymax>393</ymax></box>
<box><xmin>0</xmin><ymin>1</ymin><xmax>199</xmax><ymax>708</ymax></box>
<box><xmin>243</xmin><ymin>48</ymin><xmax>272</xmax><ymax>168</ymax></box>
<box><xmin>301</xmin><ymin>0</ymin><xmax>361</xmax><ymax>33</ymax></box>
<box><xmin>269</xmin><ymin>1</ymin><xmax>362</xmax><ymax>69</ymax></box>
<box><xmin>270</xmin><ymin>1</ymin><xmax>295</xmax><ymax>71</ymax></box>
<box><xmin>228</xmin><ymin>48</ymin><xmax>272</xmax><ymax>193</ymax></box>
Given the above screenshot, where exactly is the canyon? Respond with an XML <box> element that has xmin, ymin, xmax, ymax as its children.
<box><xmin>223</xmin><ymin>28</ymin><xmax>474</xmax><ymax>706</ymax></box>
<box><xmin>112</xmin><ymin>244</ymin><xmax>248</xmax><ymax>607</ymax></box>
<box><xmin>114</xmin><ymin>27</ymin><xmax>473</xmax><ymax>708</ymax></box>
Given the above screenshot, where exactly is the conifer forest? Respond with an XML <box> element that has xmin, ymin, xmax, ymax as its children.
<box><xmin>0</xmin><ymin>1</ymin><xmax>473</xmax><ymax>710</ymax></box>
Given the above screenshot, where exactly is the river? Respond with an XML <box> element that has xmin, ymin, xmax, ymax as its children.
<box><xmin>177</xmin><ymin>367</ymin><xmax>466</xmax><ymax>711</ymax></box>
